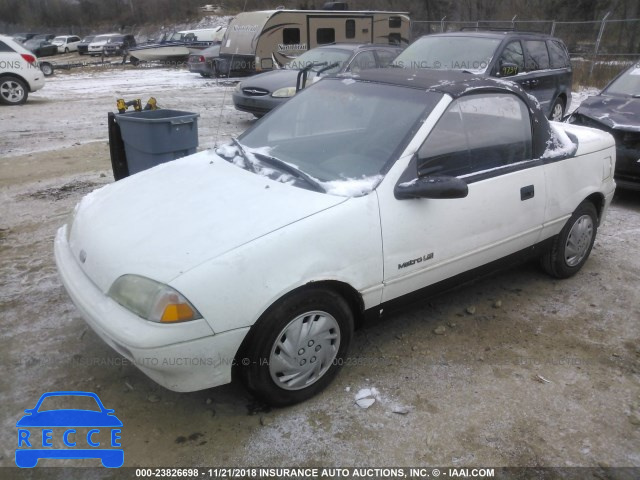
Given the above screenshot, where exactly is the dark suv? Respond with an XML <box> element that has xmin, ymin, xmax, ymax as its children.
<box><xmin>393</xmin><ymin>31</ymin><xmax>572</xmax><ymax>120</ymax></box>
<box><xmin>103</xmin><ymin>34</ymin><xmax>136</xmax><ymax>56</ymax></box>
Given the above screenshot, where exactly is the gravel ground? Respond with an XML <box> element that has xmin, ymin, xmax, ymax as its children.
<box><xmin>0</xmin><ymin>64</ymin><xmax>639</xmax><ymax>478</ymax></box>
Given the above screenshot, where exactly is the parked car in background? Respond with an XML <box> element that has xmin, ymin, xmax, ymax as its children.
<box><xmin>567</xmin><ymin>61</ymin><xmax>640</xmax><ymax>190</ymax></box>
<box><xmin>23</xmin><ymin>34</ymin><xmax>55</xmax><ymax>53</ymax></box>
<box><xmin>232</xmin><ymin>43</ymin><xmax>404</xmax><ymax>117</ymax></box>
<box><xmin>51</xmin><ymin>35</ymin><xmax>81</xmax><ymax>53</ymax></box>
<box><xmin>103</xmin><ymin>34</ymin><xmax>136</xmax><ymax>56</ymax></box>
<box><xmin>55</xmin><ymin>69</ymin><xmax>615</xmax><ymax>407</ymax></box>
<box><xmin>0</xmin><ymin>34</ymin><xmax>45</xmax><ymax>105</ymax></box>
<box><xmin>188</xmin><ymin>44</ymin><xmax>221</xmax><ymax>77</ymax></box>
<box><xmin>393</xmin><ymin>31</ymin><xmax>573</xmax><ymax>120</ymax></box>
<box><xmin>24</xmin><ymin>40</ymin><xmax>58</xmax><ymax>57</ymax></box>
<box><xmin>12</xmin><ymin>33</ymin><xmax>38</xmax><ymax>44</ymax></box>
<box><xmin>77</xmin><ymin>35</ymin><xmax>96</xmax><ymax>55</ymax></box>
<box><xmin>88</xmin><ymin>34</ymin><xmax>119</xmax><ymax>56</ymax></box>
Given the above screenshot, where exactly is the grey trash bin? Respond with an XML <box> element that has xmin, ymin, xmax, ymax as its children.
<box><xmin>115</xmin><ymin>109</ymin><xmax>200</xmax><ymax>175</ymax></box>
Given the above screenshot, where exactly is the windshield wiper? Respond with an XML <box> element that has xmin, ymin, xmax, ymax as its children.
<box><xmin>316</xmin><ymin>61</ymin><xmax>340</xmax><ymax>74</ymax></box>
<box><xmin>252</xmin><ymin>152</ymin><xmax>325</xmax><ymax>193</ymax></box>
<box><xmin>230</xmin><ymin>137</ymin><xmax>256</xmax><ymax>172</ymax></box>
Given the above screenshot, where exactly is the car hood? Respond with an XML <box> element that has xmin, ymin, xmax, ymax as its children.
<box><xmin>68</xmin><ymin>150</ymin><xmax>347</xmax><ymax>293</ymax></box>
<box><xmin>241</xmin><ymin>69</ymin><xmax>304</xmax><ymax>91</ymax></box>
<box><xmin>574</xmin><ymin>94</ymin><xmax>640</xmax><ymax>132</ymax></box>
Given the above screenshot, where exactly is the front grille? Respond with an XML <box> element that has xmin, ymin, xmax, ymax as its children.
<box><xmin>242</xmin><ymin>87</ymin><xmax>269</xmax><ymax>96</ymax></box>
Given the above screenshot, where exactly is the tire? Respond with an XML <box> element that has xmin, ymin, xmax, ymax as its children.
<box><xmin>200</xmin><ymin>72</ymin><xmax>212</xmax><ymax>78</ymax></box>
<box><xmin>0</xmin><ymin>76</ymin><xmax>28</xmax><ymax>105</ymax></box>
<box><xmin>239</xmin><ymin>287</ymin><xmax>354</xmax><ymax>407</ymax></box>
<box><xmin>129</xmin><ymin>56</ymin><xmax>140</xmax><ymax>66</ymax></box>
<box><xmin>64</xmin><ymin>47</ymin><xmax>69</xmax><ymax>53</ymax></box>
<box><xmin>541</xmin><ymin>201</ymin><xmax>598</xmax><ymax>278</ymax></box>
<box><xmin>40</xmin><ymin>62</ymin><xmax>54</xmax><ymax>77</ymax></box>
<box><xmin>549</xmin><ymin>97</ymin><xmax>565</xmax><ymax>121</ymax></box>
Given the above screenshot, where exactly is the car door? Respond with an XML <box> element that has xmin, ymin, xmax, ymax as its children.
<box><xmin>521</xmin><ymin>39</ymin><xmax>556</xmax><ymax>115</ymax></box>
<box><xmin>378</xmin><ymin>92</ymin><xmax>547</xmax><ymax>302</ymax></box>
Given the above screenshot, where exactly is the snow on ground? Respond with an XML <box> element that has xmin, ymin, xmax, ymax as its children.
<box><xmin>0</xmin><ymin>66</ymin><xmax>252</xmax><ymax>158</ymax></box>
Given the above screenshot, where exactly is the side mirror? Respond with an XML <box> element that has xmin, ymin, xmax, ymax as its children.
<box><xmin>499</xmin><ymin>62</ymin><xmax>519</xmax><ymax>77</ymax></box>
<box><xmin>395</xmin><ymin>175</ymin><xmax>469</xmax><ymax>200</ymax></box>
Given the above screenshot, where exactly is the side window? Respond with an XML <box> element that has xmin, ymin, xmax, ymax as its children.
<box><xmin>417</xmin><ymin>103</ymin><xmax>470</xmax><ymax>177</ymax></box>
<box><xmin>345</xmin><ymin>20</ymin><xmax>355</xmax><ymax>39</ymax></box>
<box><xmin>347</xmin><ymin>50</ymin><xmax>376</xmax><ymax>73</ymax></box>
<box><xmin>375</xmin><ymin>49</ymin><xmax>398</xmax><ymax>68</ymax></box>
<box><xmin>548</xmin><ymin>40</ymin><xmax>569</xmax><ymax>68</ymax></box>
<box><xmin>389</xmin><ymin>16</ymin><xmax>402</xmax><ymax>28</ymax></box>
<box><xmin>459</xmin><ymin>94</ymin><xmax>532</xmax><ymax>172</ymax></box>
<box><xmin>0</xmin><ymin>41</ymin><xmax>15</xmax><ymax>52</ymax></box>
<box><xmin>498</xmin><ymin>41</ymin><xmax>525</xmax><ymax>71</ymax></box>
<box><xmin>524</xmin><ymin>40</ymin><xmax>550</xmax><ymax>71</ymax></box>
<box><xmin>418</xmin><ymin>94</ymin><xmax>532</xmax><ymax>178</ymax></box>
<box><xmin>283</xmin><ymin>28</ymin><xmax>300</xmax><ymax>45</ymax></box>
<box><xmin>316</xmin><ymin>28</ymin><xmax>335</xmax><ymax>45</ymax></box>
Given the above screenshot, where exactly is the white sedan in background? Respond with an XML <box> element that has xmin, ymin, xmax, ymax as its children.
<box><xmin>55</xmin><ymin>69</ymin><xmax>616</xmax><ymax>406</ymax></box>
<box><xmin>51</xmin><ymin>35</ymin><xmax>82</xmax><ymax>53</ymax></box>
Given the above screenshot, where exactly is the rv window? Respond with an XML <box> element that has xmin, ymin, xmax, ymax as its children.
<box><xmin>345</xmin><ymin>20</ymin><xmax>356</xmax><ymax>39</ymax></box>
<box><xmin>389</xmin><ymin>16</ymin><xmax>402</xmax><ymax>28</ymax></box>
<box><xmin>283</xmin><ymin>28</ymin><xmax>301</xmax><ymax>45</ymax></box>
<box><xmin>317</xmin><ymin>28</ymin><xmax>335</xmax><ymax>45</ymax></box>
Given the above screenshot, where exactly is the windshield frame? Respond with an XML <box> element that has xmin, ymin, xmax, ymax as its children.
<box><xmin>231</xmin><ymin>77</ymin><xmax>443</xmax><ymax>195</ymax></box>
<box><xmin>285</xmin><ymin>47</ymin><xmax>353</xmax><ymax>73</ymax></box>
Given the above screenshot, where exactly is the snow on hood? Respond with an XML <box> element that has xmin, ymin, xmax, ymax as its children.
<box><xmin>216</xmin><ymin>143</ymin><xmax>383</xmax><ymax>197</ymax></box>
<box><xmin>574</xmin><ymin>95</ymin><xmax>640</xmax><ymax>132</ymax></box>
<box><xmin>68</xmin><ymin>150</ymin><xmax>347</xmax><ymax>292</ymax></box>
<box><xmin>542</xmin><ymin>122</ymin><xmax>578</xmax><ymax>160</ymax></box>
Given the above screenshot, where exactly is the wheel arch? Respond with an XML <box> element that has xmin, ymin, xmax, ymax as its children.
<box><xmin>231</xmin><ymin>279</ymin><xmax>365</xmax><ymax>382</ymax></box>
<box><xmin>584</xmin><ymin>191</ymin><xmax>605</xmax><ymax>225</ymax></box>
<box><xmin>0</xmin><ymin>72</ymin><xmax>32</xmax><ymax>92</ymax></box>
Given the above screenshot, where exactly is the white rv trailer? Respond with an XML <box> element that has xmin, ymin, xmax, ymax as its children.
<box><xmin>218</xmin><ymin>9</ymin><xmax>410</xmax><ymax>75</ymax></box>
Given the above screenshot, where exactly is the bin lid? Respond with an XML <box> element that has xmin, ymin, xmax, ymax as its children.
<box><xmin>116</xmin><ymin>109</ymin><xmax>200</xmax><ymax>124</ymax></box>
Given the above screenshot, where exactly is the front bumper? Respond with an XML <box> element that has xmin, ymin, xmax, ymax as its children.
<box><xmin>54</xmin><ymin>225</ymin><xmax>249</xmax><ymax>392</ymax></box>
<box><xmin>232</xmin><ymin>91</ymin><xmax>284</xmax><ymax>116</ymax></box>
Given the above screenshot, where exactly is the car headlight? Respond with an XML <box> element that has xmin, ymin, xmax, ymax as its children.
<box><xmin>108</xmin><ymin>274</ymin><xmax>202</xmax><ymax>323</ymax></box>
<box><xmin>234</xmin><ymin>82</ymin><xmax>243</xmax><ymax>93</ymax></box>
<box><xmin>272</xmin><ymin>86</ymin><xmax>296</xmax><ymax>98</ymax></box>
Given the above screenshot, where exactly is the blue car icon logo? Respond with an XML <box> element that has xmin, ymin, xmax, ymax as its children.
<box><xmin>16</xmin><ymin>391</ymin><xmax>123</xmax><ymax>468</ymax></box>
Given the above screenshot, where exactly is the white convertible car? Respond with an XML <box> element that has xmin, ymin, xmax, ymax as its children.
<box><xmin>55</xmin><ymin>70</ymin><xmax>616</xmax><ymax>406</ymax></box>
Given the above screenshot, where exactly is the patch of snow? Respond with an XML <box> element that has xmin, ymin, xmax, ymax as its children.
<box><xmin>321</xmin><ymin>175</ymin><xmax>383</xmax><ymax>197</ymax></box>
<box><xmin>542</xmin><ymin>122</ymin><xmax>578</xmax><ymax>160</ymax></box>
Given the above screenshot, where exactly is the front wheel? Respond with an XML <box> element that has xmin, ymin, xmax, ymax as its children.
<box><xmin>0</xmin><ymin>76</ymin><xmax>28</xmax><ymax>105</ymax></box>
<box><xmin>239</xmin><ymin>288</ymin><xmax>354</xmax><ymax>407</ymax></box>
<box><xmin>541</xmin><ymin>201</ymin><xmax>598</xmax><ymax>278</ymax></box>
<box><xmin>64</xmin><ymin>47</ymin><xmax>69</xmax><ymax>53</ymax></box>
<box><xmin>549</xmin><ymin>97</ymin><xmax>565</xmax><ymax>121</ymax></box>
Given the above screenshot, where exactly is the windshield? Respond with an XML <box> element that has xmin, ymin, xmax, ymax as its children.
<box><xmin>604</xmin><ymin>65</ymin><xmax>640</xmax><ymax>97</ymax></box>
<box><xmin>52</xmin><ymin>37</ymin><xmax>65</xmax><ymax>43</ymax></box>
<box><xmin>393</xmin><ymin>36</ymin><xmax>500</xmax><ymax>73</ymax></box>
<box><xmin>93</xmin><ymin>35</ymin><xmax>113</xmax><ymax>42</ymax></box>
<box><xmin>82</xmin><ymin>36</ymin><xmax>94</xmax><ymax>42</ymax></box>
<box><xmin>286</xmin><ymin>48</ymin><xmax>352</xmax><ymax>74</ymax></box>
<box><xmin>108</xmin><ymin>36</ymin><xmax>124</xmax><ymax>43</ymax></box>
<box><xmin>220</xmin><ymin>79</ymin><xmax>442</xmax><ymax>195</ymax></box>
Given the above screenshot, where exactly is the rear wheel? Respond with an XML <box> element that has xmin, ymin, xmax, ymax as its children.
<box><xmin>541</xmin><ymin>201</ymin><xmax>598</xmax><ymax>278</ymax></box>
<box><xmin>40</xmin><ymin>62</ymin><xmax>54</xmax><ymax>76</ymax></box>
<box><xmin>550</xmin><ymin>97</ymin><xmax>565</xmax><ymax>121</ymax></box>
<box><xmin>239</xmin><ymin>288</ymin><xmax>354</xmax><ymax>406</ymax></box>
<box><xmin>0</xmin><ymin>76</ymin><xmax>28</xmax><ymax>105</ymax></box>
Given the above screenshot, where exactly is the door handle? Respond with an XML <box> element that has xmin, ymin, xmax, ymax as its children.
<box><xmin>521</xmin><ymin>185</ymin><xmax>535</xmax><ymax>201</ymax></box>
